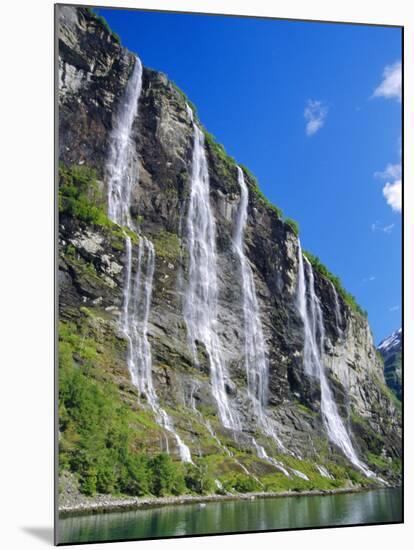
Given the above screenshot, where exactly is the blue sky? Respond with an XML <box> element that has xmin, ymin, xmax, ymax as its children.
<box><xmin>97</xmin><ymin>8</ymin><xmax>402</xmax><ymax>344</ymax></box>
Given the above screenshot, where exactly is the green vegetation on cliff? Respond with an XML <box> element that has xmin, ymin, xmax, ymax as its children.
<box><xmin>59</xmin><ymin>163</ymin><xmax>138</xmax><ymax>244</ymax></box>
<box><xmin>59</xmin><ymin>164</ymin><xmax>108</xmax><ymax>226</ymax></box>
<box><xmin>303</xmin><ymin>250</ymin><xmax>367</xmax><ymax>318</ymax></box>
<box><xmin>58</xmin><ymin>315</ymin><xmax>364</xmax><ymax>498</ymax></box>
<box><xmin>59</xmin><ymin>318</ymin><xmax>196</xmax><ymax>497</ymax></box>
<box><xmin>85</xmin><ymin>7</ymin><xmax>121</xmax><ymax>44</ymax></box>
<box><xmin>171</xmin><ymin>81</ymin><xmax>198</xmax><ymax>118</ymax></box>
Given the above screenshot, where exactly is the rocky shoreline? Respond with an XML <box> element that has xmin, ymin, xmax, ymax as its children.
<box><xmin>59</xmin><ymin>486</ymin><xmax>382</xmax><ymax>518</ymax></box>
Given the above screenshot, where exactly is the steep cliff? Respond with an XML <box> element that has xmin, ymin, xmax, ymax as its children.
<box><xmin>57</xmin><ymin>6</ymin><xmax>402</xmax><ymax>502</ymax></box>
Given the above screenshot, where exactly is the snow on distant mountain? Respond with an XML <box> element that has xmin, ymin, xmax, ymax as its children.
<box><xmin>378</xmin><ymin>328</ymin><xmax>402</xmax><ymax>401</ymax></box>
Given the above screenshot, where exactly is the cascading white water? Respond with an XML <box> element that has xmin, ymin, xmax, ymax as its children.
<box><xmin>234</xmin><ymin>166</ymin><xmax>269</xmax><ymax>415</ymax></box>
<box><xmin>107</xmin><ymin>57</ymin><xmax>142</xmax><ymax>226</ymax></box>
<box><xmin>106</xmin><ymin>56</ymin><xmax>192</xmax><ymax>463</ymax></box>
<box><xmin>331</xmin><ymin>281</ymin><xmax>344</xmax><ymax>338</ymax></box>
<box><xmin>251</xmin><ymin>439</ymin><xmax>290</xmax><ymax>477</ymax></box>
<box><xmin>184</xmin><ymin>105</ymin><xmax>239</xmax><ymax>431</ymax></box>
<box><xmin>233</xmin><ymin>167</ymin><xmax>310</xmax><ymax>479</ymax></box>
<box><xmin>234</xmin><ymin>168</ymin><xmax>289</xmax><ymax>452</ymax></box>
<box><xmin>296</xmin><ymin>243</ymin><xmax>374</xmax><ymax>477</ymax></box>
<box><xmin>187</xmin><ymin>381</ymin><xmax>260</xmax><ymax>480</ymax></box>
<box><xmin>316</xmin><ymin>464</ymin><xmax>333</xmax><ymax>479</ymax></box>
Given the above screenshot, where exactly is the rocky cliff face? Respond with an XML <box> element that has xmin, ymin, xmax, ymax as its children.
<box><xmin>57</xmin><ymin>6</ymin><xmax>402</xmax><ymax>495</ymax></box>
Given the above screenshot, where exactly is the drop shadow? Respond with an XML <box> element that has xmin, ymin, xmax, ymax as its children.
<box><xmin>21</xmin><ymin>526</ymin><xmax>54</xmax><ymax>545</ymax></box>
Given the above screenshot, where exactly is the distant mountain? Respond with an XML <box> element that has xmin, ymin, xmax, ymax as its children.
<box><xmin>378</xmin><ymin>328</ymin><xmax>402</xmax><ymax>400</ymax></box>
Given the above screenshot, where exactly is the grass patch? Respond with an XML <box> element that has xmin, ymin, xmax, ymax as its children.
<box><xmin>151</xmin><ymin>230</ymin><xmax>181</xmax><ymax>262</ymax></box>
<box><xmin>238</xmin><ymin>165</ymin><xmax>302</xmax><ymax>232</ymax></box>
<box><xmin>204</xmin><ymin>130</ymin><xmax>236</xmax><ymax>166</ymax></box>
<box><xmin>366</xmin><ymin>452</ymin><xmax>389</xmax><ymax>469</ymax></box>
<box><xmin>171</xmin><ymin>81</ymin><xmax>198</xmax><ymax>117</ymax></box>
<box><xmin>59</xmin><ymin>163</ymin><xmax>138</xmax><ymax>248</ymax></box>
<box><xmin>285</xmin><ymin>217</ymin><xmax>300</xmax><ymax>237</ymax></box>
<box><xmin>303</xmin><ymin>250</ymin><xmax>367</xmax><ymax>318</ymax></box>
<box><xmin>295</xmin><ymin>402</ymin><xmax>315</xmax><ymax>416</ymax></box>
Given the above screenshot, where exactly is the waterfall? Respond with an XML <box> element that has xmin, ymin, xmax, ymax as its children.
<box><xmin>331</xmin><ymin>282</ymin><xmax>344</xmax><ymax>338</ymax></box>
<box><xmin>234</xmin><ymin>167</ymin><xmax>286</xmax><ymax>453</ymax></box>
<box><xmin>251</xmin><ymin>439</ymin><xmax>290</xmax><ymax>477</ymax></box>
<box><xmin>107</xmin><ymin>57</ymin><xmax>142</xmax><ymax>226</ymax></box>
<box><xmin>234</xmin><ymin>166</ymin><xmax>268</xmax><ymax>414</ymax></box>
<box><xmin>184</xmin><ymin>105</ymin><xmax>239</xmax><ymax>431</ymax></box>
<box><xmin>106</xmin><ymin>56</ymin><xmax>192</xmax><ymax>463</ymax></box>
<box><xmin>316</xmin><ymin>464</ymin><xmax>333</xmax><ymax>479</ymax></box>
<box><xmin>187</xmin><ymin>381</ymin><xmax>260</xmax><ymax>480</ymax></box>
<box><xmin>296</xmin><ymin>243</ymin><xmax>374</xmax><ymax>477</ymax></box>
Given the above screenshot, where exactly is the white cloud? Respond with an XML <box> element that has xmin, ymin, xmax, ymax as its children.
<box><xmin>389</xmin><ymin>305</ymin><xmax>400</xmax><ymax>312</ymax></box>
<box><xmin>373</xmin><ymin>61</ymin><xmax>401</xmax><ymax>101</ymax></box>
<box><xmin>374</xmin><ymin>162</ymin><xmax>401</xmax><ymax>181</ymax></box>
<box><xmin>304</xmin><ymin>100</ymin><xmax>328</xmax><ymax>136</ymax></box>
<box><xmin>374</xmin><ymin>160</ymin><xmax>402</xmax><ymax>214</ymax></box>
<box><xmin>371</xmin><ymin>221</ymin><xmax>395</xmax><ymax>234</ymax></box>
<box><xmin>362</xmin><ymin>275</ymin><xmax>376</xmax><ymax>283</ymax></box>
<box><xmin>383</xmin><ymin>180</ymin><xmax>402</xmax><ymax>212</ymax></box>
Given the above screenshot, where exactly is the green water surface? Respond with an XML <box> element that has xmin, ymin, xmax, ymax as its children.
<box><xmin>58</xmin><ymin>487</ymin><xmax>402</xmax><ymax>544</ymax></box>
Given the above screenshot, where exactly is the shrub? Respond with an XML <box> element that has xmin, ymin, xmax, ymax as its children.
<box><xmin>221</xmin><ymin>473</ymin><xmax>261</xmax><ymax>493</ymax></box>
<box><xmin>150</xmin><ymin>454</ymin><xmax>185</xmax><ymax>496</ymax></box>
<box><xmin>184</xmin><ymin>462</ymin><xmax>215</xmax><ymax>495</ymax></box>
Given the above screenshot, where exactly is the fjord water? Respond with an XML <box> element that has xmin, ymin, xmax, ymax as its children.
<box><xmin>106</xmin><ymin>56</ymin><xmax>191</xmax><ymax>463</ymax></box>
<box><xmin>59</xmin><ymin>488</ymin><xmax>402</xmax><ymax>544</ymax></box>
<box><xmin>184</xmin><ymin>106</ymin><xmax>239</xmax><ymax>430</ymax></box>
<box><xmin>296</xmin><ymin>246</ymin><xmax>373</xmax><ymax>476</ymax></box>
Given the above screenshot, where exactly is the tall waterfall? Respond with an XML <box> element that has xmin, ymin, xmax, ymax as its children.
<box><xmin>234</xmin><ymin>167</ymin><xmax>268</xmax><ymax>412</ymax></box>
<box><xmin>296</xmin><ymin>244</ymin><xmax>373</xmax><ymax>477</ymax></box>
<box><xmin>234</xmin><ymin>167</ymin><xmax>285</xmax><ymax>451</ymax></box>
<box><xmin>107</xmin><ymin>57</ymin><xmax>142</xmax><ymax>225</ymax></box>
<box><xmin>106</xmin><ymin>56</ymin><xmax>192</xmax><ymax>463</ymax></box>
<box><xmin>184</xmin><ymin>106</ymin><xmax>239</xmax><ymax>431</ymax></box>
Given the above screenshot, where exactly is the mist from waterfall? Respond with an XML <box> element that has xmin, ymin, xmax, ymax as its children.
<box><xmin>106</xmin><ymin>56</ymin><xmax>192</xmax><ymax>463</ymax></box>
<box><xmin>296</xmin><ymin>243</ymin><xmax>374</xmax><ymax>477</ymax></box>
<box><xmin>184</xmin><ymin>105</ymin><xmax>239</xmax><ymax>431</ymax></box>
